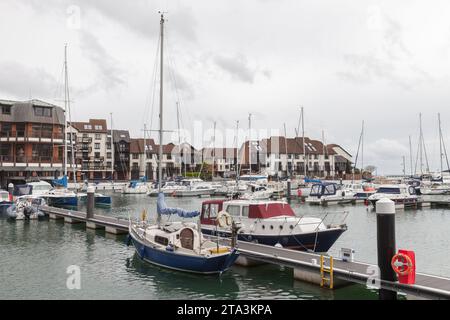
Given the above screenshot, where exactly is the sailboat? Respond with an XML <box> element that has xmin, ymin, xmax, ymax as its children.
<box><xmin>43</xmin><ymin>45</ymin><xmax>78</xmax><ymax>208</ymax></box>
<box><xmin>128</xmin><ymin>13</ymin><xmax>239</xmax><ymax>274</ymax></box>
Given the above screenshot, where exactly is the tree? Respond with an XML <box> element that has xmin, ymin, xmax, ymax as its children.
<box><xmin>364</xmin><ymin>165</ymin><xmax>377</xmax><ymax>174</ymax></box>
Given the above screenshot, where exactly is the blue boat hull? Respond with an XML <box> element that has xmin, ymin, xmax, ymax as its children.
<box><xmin>46</xmin><ymin>196</ymin><xmax>78</xmax><ymax>207</ymax></box>
<box><xmin>202</xmin><ymin>227</ymin><xmax>345</xmax><ymax>252</ymax></box>
<box><xmin>130</xmin><ymin>233</ymin><xmax>239</xmax><ymax>274</ymax></box>
<box><xmin>95</xmin><ymin>196</ymin><xmax>111</xmax><ymax>205</ymax></box>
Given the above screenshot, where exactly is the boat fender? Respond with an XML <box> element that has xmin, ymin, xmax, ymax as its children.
<box><xmin>342</xmin><ymin>191</ymin><xmax>345</xmax><ymax>197</ymax></box>
<box><xmin>166</xmin><ymin>243</ymin><xmax>174</xmax><ymax>252</ymax></box>
<box><xmin>216</xmin><ymin>211</ymin><xmax>233</xmax><ymax>228</ymax></box>
<box><xmin>125</xmin><ymin>234</ymin><xmax>132</xmax><ymax>247</ymax></box>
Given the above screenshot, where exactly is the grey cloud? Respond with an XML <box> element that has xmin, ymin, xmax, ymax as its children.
<box><xmin>0</xmin><ymin>61</ymin><xmax>57</xmax><ymax>99</ymax></box>
<box><xmin>213</xmin><ymin>53</ymin><xmax>270</xmax><ymax>84</ymax></box>
<box><xmin>78</xmin><ymin>30</ymin><xmax>126</xmax><ymax>91</ymax></box>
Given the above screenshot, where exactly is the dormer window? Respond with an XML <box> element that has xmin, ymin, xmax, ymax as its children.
<box><xmin>34</xmin><ymin>106</ymin><xmax>52</xmax><ymax>117</ymax></box>
<box><xmin>84</xmin><ymin>125</ymin><xmax>92</xmax><ymax>130</ymax></box>
<box><xmin>1</xmin><ymin>105</ymin><xmax>11</xmax><ymax>115</ymax></box>
<box><xmin>94</xmin><ymin>125</ymin><xmax>103</xmax><ymax>130</ymax></box>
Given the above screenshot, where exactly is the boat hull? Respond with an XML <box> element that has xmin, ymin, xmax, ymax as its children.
<box><xmin>129</xmin><ymin>230</ymin><xmax>239</xmax><ymax>274</ymax></box>
<box><xmin>174</xmin><ymin>189</ymin><xmax>216</xmax><ymax>197</ymax></box>
<box><xmin>45</xmin><ymin>196</ymin><xmax>78</xmax><ymax>207</ymax></box>
<box><xmin>202</xmin><ymin>227</ymin><xmax>345</xmax><ymax>252</ymax></box>
<box><xmin>95</xmin><ymin>196</ymin><xmax>111</xmax><ymax>206</ymax></box>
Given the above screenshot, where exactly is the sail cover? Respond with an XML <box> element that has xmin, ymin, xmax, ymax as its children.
<box><xmin>157</xmin><ymin>193</ymin><xmax>200</xmax><ymax>218</ymax></box>
<box><xmin>53</xmin><ymin>175</ymin><xmax>68</xmax><ymax>188</ymax></box>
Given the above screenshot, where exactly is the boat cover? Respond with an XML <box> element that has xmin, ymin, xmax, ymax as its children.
<box><xmin>53</xmin><ymin>175</ymin><xmax>68</xmax><ymax>188</ymax></box>
<box><xmin>157</xmin><ymin>193</ymin><xmax>200</xmax><ymax>218</ymax></box>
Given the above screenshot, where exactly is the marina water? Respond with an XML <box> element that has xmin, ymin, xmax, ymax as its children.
<box><xmin>1</xmin><ymin>193</ymin><xmax>449</xmax><ymax>299</ymax></box>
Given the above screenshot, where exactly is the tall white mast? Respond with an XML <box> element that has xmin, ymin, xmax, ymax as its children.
<box><xmin>248</xmin><ymin>113</ymin><xmax>252</xmax><ymax>176</ymax></box>
<box><xmin>419</xmin><ymin>113</ymin><xmax>423</xmax><ymax>175</ymax></box>
<box><xmin>64</xmin><ymin>44</ymin><xmax>76</xmax><ymax>184</ymax></box>
<box><xmin>361</xmin><ymin>120</ymin><xmax>364</xmax><ymax>177</ymax></box>
<box><xmin>439</xmin><ymin>113</ymin><xmax>443</xmax><ymax>175</ymax></box>
<box><xmin>322</xmin><ymin>129</ymin><xmax>326</xmax><ymax>178</ymax></box>
<box><xmin>301</xmin><ymin>107</ymin><xmax>306</xmax><ymax>177</ymax></box>
<box><xmin>235</xmin><ymin>120</ymin><xmax>240</xmax><ymax>180</ymax></box>
<box><xmin>110</xmin><ymin>112</ymin><xmax>114</xmax><ymax>180</ymax></box>
<box><xmin>156</xmin><ymin>12</ymin><xmax>165</xmax><ymax>226</ymax></box>
<box><xmin>176</xmin><ymin>101</ymin><xmax>182</xmax><ymax>176</ymax></box>
<box><xmin>283</xmin><ymin>123</ymin><xmax>289</xmax><ymax>178</ymax></box>
<box><xmin>212</xmin><ymin>121</ymin><xmax>216</xmax><ymax>179</ymax></box>
<box><xmin>409</xmin><ymin>135</ymin><xmax>413</xmax><ymax>177</ymax></box>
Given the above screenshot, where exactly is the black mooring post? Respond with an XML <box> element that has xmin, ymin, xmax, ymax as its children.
<box><xmin>87</xmin><ymin>186</ymin><xmax>95</xmax><ymax>219</ymax></box>
<box><xmin>376</xmin><ymin>198</ymin><xmax>397</xmax><ymax>300</ymax></box>
<box><xmin>286</xmin><ymin>179</ymin><xmax>291</xmax><ymax>204</ymax></box>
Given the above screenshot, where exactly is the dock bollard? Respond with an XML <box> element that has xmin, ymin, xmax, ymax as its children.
<box><xmin>376</xmin><ymin>198</ymin><xmax>397</xmax><ymax>300</ymax></box>
<box><xmin>286</xmin><ymin>179</ymin><xmax>291</xmax><ymax>203</ymax></box>
<box><xmin>87</xmin><ymin>186</ymin><xmax>95</xmax><ymax>219</ymax></box>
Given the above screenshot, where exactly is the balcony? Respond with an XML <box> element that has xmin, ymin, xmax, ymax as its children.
<box><xmin>0</xmin><ymin>131</ymin><xmax>64</xmax><ymax>142</ymax></box>
<box><xmin>0</xmin><ymin>155</ymin><xmax>62</xmax><ymax>167</ymax></box>
<box><xmin>77</xmin><ymin>137</ymin><xmax>93</xmax><ymax>143</ymax></box>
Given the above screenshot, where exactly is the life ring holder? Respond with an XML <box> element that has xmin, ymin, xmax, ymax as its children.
<box><xmin>216</xmin><ymin>211</ymin><xmax>233</xmax><ymax>228</ymax></box>
<box><xmin>391</xmin><ymin>253</ymin><xmax>413</xmax><ymax>276</ymax></box>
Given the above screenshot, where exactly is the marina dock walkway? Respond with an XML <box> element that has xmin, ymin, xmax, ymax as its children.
<box><xmin>41</xmin><ymin>205</ymin><xmax>450</xmax><ymax>300</ymax></box>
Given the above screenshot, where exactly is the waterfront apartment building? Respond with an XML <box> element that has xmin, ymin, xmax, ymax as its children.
<box><xmin>129</xmin><ymin>139</ymin><xmax>178</xmax><ymax>180</ymax></box>
<box><xmin>67</xmin><ymin>119</ymin><xmax>112</xmax><ymax>181</ymax></box>
<box><xmin>201</xmin><ymin>148</ymin><xmax>238</xmax><ymax>178</ymax></box>
<box><xmin>113</xmin><ymin>130</ymin><xmax>130</xmax><ymax>181</ymax></box>
<box><xmin>239</xmin><ymin>136</ymin><xmax>352</xmax><ymax>179</ymax></box>
<box><xmin>0</xmin><ymin>99</ymin><xmax>65</xmax><ymax>188</ymax></box>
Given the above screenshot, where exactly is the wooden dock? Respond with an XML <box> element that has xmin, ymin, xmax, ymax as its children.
<box><xmin>41</xmin><ymin>205</ymin><xmax>450</xmax><ymax>300</ymax></box>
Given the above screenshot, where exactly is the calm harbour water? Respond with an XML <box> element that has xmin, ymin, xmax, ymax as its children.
<box><xmin>1</xmin><ymin>193</ymin><xmax>449</xmax><ymax>300</ymax></box>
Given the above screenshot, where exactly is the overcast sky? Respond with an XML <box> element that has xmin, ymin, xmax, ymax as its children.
<box><xmin>1</xmin><ymin>0</ymin><xmax>450</xmax><ymax>174</ymax></box>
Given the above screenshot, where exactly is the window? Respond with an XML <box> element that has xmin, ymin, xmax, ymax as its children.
<box><xmin>94</xmin><ymin>152</ymin><xmax>100</xmax><ymax>159</ymax></box>
<box><xmin>84</xmin><ymin>125</ymin><xmax>92</xmax><ymax>130</ymax></box>
<box><xmin>94</xmin><ymin>125</ymin><xmax>103</xmax><ymax>130</ymax></box>
<box><xmin>209</xmin><ymin>204</ymin><xmax>220</xmax><ymax>219</ymax></box>
<box><xmin>34</xmin><ymin>107</ymin><xmax>52</xmax><ymax>117</ymax></box>
<box><xmin>107</xmin><ymin>162</ymin><xmax>112</xmax><ymax>168</ymax></box>
<box><xmin>242</xmin><ymin>206</ymin><xmax>249</xmax><ymax>217</ymax></box>
<box><xmin>132</xmin><ymin>153</ymin><xmax>139</xmax><ymax>160</ymax></box>
<box><xmin>95</xmin><ymin>133</ymin><xmax>101</xmax><ymax>140</ymax></box>
<box><xmin>166</xmin><ymin>154</ymin><xmax>172</xmax><ymax>160</ymax></box>
<box><xmin>226</xmin><ymin>205</ymin><xmax>240</xmax><ymax>217</ymax></box>
<box><xmin>119</xmin><ymin>144</ymin><xmax>126</xmax><ymax>152</ymax></box>
<box><xmin>1</xmin><ymin>105</ymin><xmax>11</xmax><ymax>115</ymax></box>
<box><xmin>106</xmin><ymin>143</ymin><xmax>111</xmax><ymax>150</ymax></box>
<box><xmin>95</xmin><ymin>143</ymin><xmax>100</xmax><ymax>149</ymax></box>
<box><xmin>154</xmin><ymin>236</ymin><xmax>169</xmax><ymax>246</ymax></box>
<box><xmin>107</xmin><ymin>152</ymin><xmax>111</xmax><ymax>159</ymax></box>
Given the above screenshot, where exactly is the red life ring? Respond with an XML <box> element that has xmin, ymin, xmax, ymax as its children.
<box><xmin>391</xmin><ymin>253</ymin><xmax>413</xmax><ymax>276</ymax></box>
<box><xmin>297</xmin><ymin>189</ymin><xmax>302</xmax><ymax>197</ymax></box>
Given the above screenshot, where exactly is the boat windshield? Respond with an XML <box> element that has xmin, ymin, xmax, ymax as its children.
<box><xmin>377</xmin><ymin>187</ymin><xmax>400</xmax><ymax>194</ymax></box>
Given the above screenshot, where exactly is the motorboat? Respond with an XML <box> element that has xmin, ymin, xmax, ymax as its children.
<box><xmin>7</xmin><ymin>195</ymin><xmax>47</xmax><ymax>220</ymax></box>
<box><xmin>368</xmin><ymin>184</ymin><xmax>418</xmax><ymax>207</ymax></box>
<box><xmin>420</xmin><ymin>182</ymin><xmax>450</xmax><ymax>195</ymax></box>
<box><xmin>342</xmin><ymin>183</ymin><xmax>376</xmax><ymax>200</ymax></box>
<box><xmin>172</xmin><ymin>179</ymin><xmax>216</xmax><ymax>197</ymax></box>
<box><xmin>200</xmin><ymin>198</ymin><xmax>347</xmax><ymax>252</ymax></box>
<box><xmin>147</xmin><ymin>181</ymin><xmax>186</xmax><ymax>197</ymax></box>
<box><xmin>240</xmin><ymin>185</ymin><xmax>273</xmax><ymax>200</ymax></box>
<box><xmin>43</xmin><ymin>188</ymin><xmax>78</xmax><ymax>207</ymax></box>
<box><xmin>122</xmin><ymin>180</ymin><xmax>150</xmax><ymax>194</ymax></box>
<box><xmin>0</xmin><ymin>190</ymin><xmax>13</xmax><ymax>215</ymax></box>
<box><xmin>305</xmin><ymin>182</ymin><xmax>355</xmax><ymax>205</ymax></box>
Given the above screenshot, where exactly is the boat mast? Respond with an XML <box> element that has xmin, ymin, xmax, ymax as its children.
<box><xmin>110</xmin><ymin>112</ymin><xmax>114</xmax><ymax>180</ymax></box>
<box><xmin>439</xmin><ymin>113</ymin><xmax>443</xmax><ymax>176</ymax></box>
<box><xmin>235</xmin><ymin>120</ymin><xmax>240</xmax><ymax>181</ymax></box>
<box><xmin>301</xmin><ymin>107</ymin><xmax>306</xmax><ymax>178</ymax></box>
<box><xmin>283</xmin><ymin>123</ymin><xmax>289</xmax><ymax>178</ymax></box>
<box><xmin>143</xmin><ymin>123</ymin><xmax>147</xmax><ymax>178</ymax></box>
<box><xmin>212</xmin><ymin>121</ymin><xmax>216</xmax><ymax>179</ymax></box>
<box><xmin>64</xmin><ymin>44</ymin><xmax>76</xmax><ymax>184</ymax></box>
<box><xmin>248</xmin><ymin>113</ymin><xmax>252</xmax><ymax>176</ymax></box>
<box><xmin>409</xmin><ymin>135</ymin><xmax>413</xmax><ymax>177</ymax></box>
<box><xmin>361</xmin><ymin>120</ymin><xmax>364</xmax><ymax>179</ymax></box>
<box><xmin>322</xmin><ymin>129</ymin><xmax>326</xmax><ymax>178</ymax></box>
<box><xmin>158</xmin><ymin>12</ymin><xmax>164</xmax><ymax>196</ymax></box>
<box><xmin>176</xmin><ymin>101</ymin><xmax>182</xmax><ymax>176</ymax></box>
<box><xmin>419</xmin><ymin>113</ymin><xmax>424</xmax><ymax>175</ymax></box>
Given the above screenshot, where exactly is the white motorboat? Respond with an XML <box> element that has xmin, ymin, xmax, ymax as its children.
<box><xmin>420</xmin><ymin>183</ymin><xmax>450</xmax><ymax>195</ymax></box>
<box><xmin>173</xmin><ymin>184</ymin><xmax>216</xmax><ymax>197</ymax></box>
<box><xmin>200</xmin><ymin>198</ymin><xmax>348</xmax><ymax>252</ymax></box>
<box><xmin>342</xmin><ymin>183</ymin><xmax>376</xmax><ymax>200</ymax></box>
<box><xmin>147</xmin><ymin>181</ymin><xmax>185</xmax><ymax>197</ymax></box>
<box><xmin>368</xmin><ymin>184</ymin><xmax>418</xmax><ymax>207</ymax></box>
<box><xmin>305</xmin><ymin>182</ymin><xmax>355</xmax><ymax>205</ymax></box>
<box><xmin>122</xmin><ymin>180</ymin><xmax>150</xmax><ymax>194</ymax></box>
<box><xmin>7</xmin><ymin>195</ymin><xmax>47</xmax><ymax>220</ymax></box>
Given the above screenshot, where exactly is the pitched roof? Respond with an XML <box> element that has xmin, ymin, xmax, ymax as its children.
<box><xmin>113</xmin><ymin>130</ymin><xmax>130</xmax><ymax>143</ymax></box>
<box><xmin>71</xmin><ymin>119</ymin><xmax>108</xmax><ymax>133</ymax></box>
<box><xmin>202</xmin><ymin>148</ymin><xmax>237</xmax><ymax>159</ymax></box>
<box><xmin>129</xmin><ymin>138</ymin><xmax>157</xmax><ymax>154</ymax></box>
<box><xmin>0</xmin><ymin>99</ymin><xmax>65</xmax><ymax>125</ymax></box>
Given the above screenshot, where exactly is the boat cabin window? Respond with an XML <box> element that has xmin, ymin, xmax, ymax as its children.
<box><xmin>323</xmin><ymin>184</ymin><xmax>336</xmax><ymax>195</ymax></box>
<box><xmin>310</xmin><ymin>185</ymin><xmax>322</xmax><ymax>196</ymax></box>
<box><xmin>242</xmin><ymin>206</ymin><xmax>249</xmax><ymax>217</ymax></box>
<box><xmin>226</xmin><ymin>205</ymin><xmax>241</xmax><ymax>217</ymax></box>
<box><xmin>209</xmin><ymin>203</ymin><xmax>219</xmax><ymax>219</ymax></box>
<box><xmin>154</xmin><ymin>236</ymin><xmax>169</xmax><ymax>246</ymax></box>
<box><xmin>377</xmin><ymin>187</ymin><xmax>400</xmax><ymax>194</ymax></box>
<box><xmin>179</xmin><ymin>228</ymin><xmax>194</xmax><ymax>250</ymax></box>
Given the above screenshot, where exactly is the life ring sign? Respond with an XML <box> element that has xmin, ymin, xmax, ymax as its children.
<box><xmin>391</xmin><ymin>249</ymin><xmax>416</xmax><ymax>285</ymax></box>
